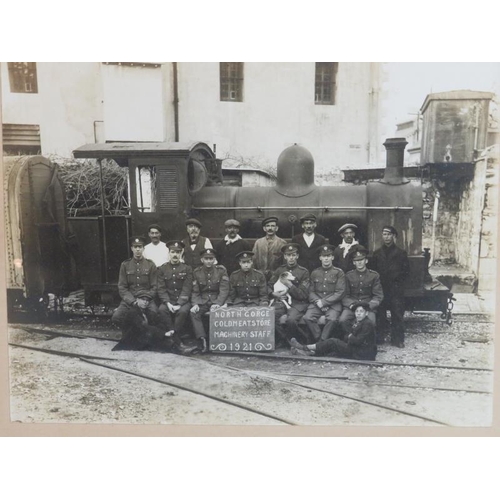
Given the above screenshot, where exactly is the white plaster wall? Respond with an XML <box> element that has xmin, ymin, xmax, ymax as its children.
<box><xmin>102</xmin><ymin>64</ymin><xmax>164</xmax><ymax>142</ymax></box>
<box><xmin>174</xmin><ymin>62</ymin><xmax>379</xmax><ymax>173</ymax></box>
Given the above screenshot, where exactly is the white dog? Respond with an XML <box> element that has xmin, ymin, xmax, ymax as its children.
<box><xmin>269</xmin><ymin>271</ymin><xmax>296</xmax><ymax>309</ymax></box>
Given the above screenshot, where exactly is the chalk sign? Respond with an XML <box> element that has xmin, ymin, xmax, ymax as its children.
<box><xmin>209</xmin><ymin>307</ymin><xmax>275</xmax><ymax>352</ymax></box>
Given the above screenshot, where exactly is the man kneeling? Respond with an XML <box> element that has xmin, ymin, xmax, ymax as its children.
<box><xmin>290</xmin><ymin>301</ymin><xmax>377</xmax><ymax>361</ymax></box>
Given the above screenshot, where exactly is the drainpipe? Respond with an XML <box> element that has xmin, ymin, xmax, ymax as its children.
<box><xmin>173</xmin><ymin>62</ymin><xmax>179</xmax><ymax>142</ymax></box>
<box><xmin>475</xmin><ymin>152</ymin><xmax>489</xmax><ymax>291</ymax></box>
<box><xmin>429</xmin><ymin>188</ymin><xmax>440</xmax><ymax>268</ymax></box>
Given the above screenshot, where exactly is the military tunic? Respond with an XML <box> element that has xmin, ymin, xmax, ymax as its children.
<box><xmin>112</xmin><ymin>257</ymin><xmax>159</xmax><ymax>329</ymax></box>
<box><xmin>157</xmin><ymin>262</ymin><xmax>193</xmax><ymax>334</ymax></box>
<box><xmin>228</xmin><ymin>269</ymin><xmax>269</xmax><ymax>307</ymax></box>
<box><xmin>190</xmin><ymin>265</ymin><xmax>230</xmax><ymax>339</ymax></box>
<box><xmin>303</xmin><ymin>265</ymin><xmax>346</xmax><ymax>342</ymax></box>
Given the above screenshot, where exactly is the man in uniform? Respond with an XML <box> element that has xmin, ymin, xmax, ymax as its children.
<box><xmin>190</xmin><ymin>248</ymin><xmax>230</xmax><ymax>352</ymax></box>
<box><xmin>227</xmin><ymin>251</ymin><xmax>269</xmax><ymax>307</ymax></box>
<box><xmin>182</xmin><ymin>218</ymin><xmax>214</xmax><ymax>269</ymax></box>
<box><xmin>112</xmin><ymin>236</ymin><xmax>159</xmax><ymax>332</ymax></box>
<box><xmin>332</xmin><ymin>223</ymin><xmax>360</xmax><ymax>273</ymax></box>
<box><xmin>370</xmin><ymin>225</ymin><xmax>410</xmax><ymax>348</ymax></box>
<box><xmin>157</xmin><ymin>240</ymin><xmax>193</xmax><ymax>340</ymax></box>
<box><xmin>339</xmin><ymin>245</ymin><xmax>383</xmax><ymax>335</ymax></box>
<box><xmin>214</xmin><ymin>219</ymin><xmax>251</xmax><ymax>276</ymax></box>
<box><xmin>252</xmin><ymin>216</ymin><xmax>287</xmax><ymax>280</ymax></box>
<box><xmin>302</xmin><ymin>244</ymin><xmax>345</xmax><ymax>342</ymax></box>
<box><xmin>291</xmin><ymin>213</ymin><xmax>328</xmax><ymax>273</ymax></box>
<box><xmin>143</xmin><ymin>223</ymin><xmax>169</xmax><ymax>267</ymax></box>
<box><xmin>268</xmin><ymin>243</ymin><xmax>310</xmax><ymax>346</ymax></box>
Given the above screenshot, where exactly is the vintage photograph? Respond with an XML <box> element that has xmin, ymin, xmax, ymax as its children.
<box><xmin>1</xmin><ymin>61</ymin><xmax>498</xmax><ymax>429</ymax></box>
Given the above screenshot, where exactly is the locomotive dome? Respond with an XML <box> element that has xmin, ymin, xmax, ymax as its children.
<box><xmin>275</xmin><ymin>144</ymin><xmax>316</xmax><ymax>197</ymax></box>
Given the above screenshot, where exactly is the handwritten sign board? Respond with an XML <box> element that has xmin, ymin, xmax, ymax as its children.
<box><xmin>209</xmin><ymin>307</ymin><xmax>275</xmax><ymax>352</ymax></box>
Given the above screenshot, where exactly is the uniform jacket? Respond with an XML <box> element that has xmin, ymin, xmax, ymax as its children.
<box><xmin>214</xmin><ymin>238</ymin><xmax>251</xmax><ymax>276</ymax></box>
<box><xmin>182</xmin><ymin>236</ymin><xmax>212</xmax><ymax>269</ymax></box>
<box><xmin>370</xmin><ymin>243</ymin><xmax>410</xmax><ymax>296</ymax></box>
<box><xmin>309</xmin><ymin>266</ymin><xmax>346</xmax><ymax>311</ymax></box>
<box><xmin>291</xmin><ymin>232</ymin><xmax>328</xmax><ymax>273</ymax></box>
<box><xmin>117</xmin><ymin>257</ymin><xmax>158</xmax><ymax>305</ymax></box>
<box><xmin>346</xmin><ymin>317</ymin><xmax>377</xmax><ymax>360</ymax></box>
<box><xmin>192</xmin><ymin>265</ymin><xmax>230</xmax><ymax>306</ymax></box>
<box><xmin>268</xmin><ymin>264</ymin><xmax>310</xmax><ymax>313</ymax></box>
<box><xmin>157</xmin><ymin>262</ymin><xmax>193</xmax><ymax>306</ymax></box>
<box><xmin>228</xmin><ymin>268</ymin><xmax>269</xmax><ymax>307</ymax></box>
<box><xmin>252</xmin><ymin>236</ymin><xmax>287</xmax><ymax>277</ymax></box>
<box><xmin>342</xmin><ymin>268</ymin><xmax>383</xmax><ymax>311</ymax></box>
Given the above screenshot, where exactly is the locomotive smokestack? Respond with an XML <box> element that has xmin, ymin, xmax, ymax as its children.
<box><xmin>381</xmin><ymin>138</ymin><xmax>409</xmax><ymax>185</ymax></box>
<box><xmin>275</xmin><ymin>144</ymin><xmax>316</xmax><ymax>197</ymax></box>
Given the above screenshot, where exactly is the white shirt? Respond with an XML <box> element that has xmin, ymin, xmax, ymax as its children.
<box><xmin>303</xmin><ymin>233</ymin><xmax>315</xmax><ymax>247</ymax></box>
<box><xmin>143</xmin><ymin>241</ymin><xmax>170</xmax><ymax>267</ymax></box>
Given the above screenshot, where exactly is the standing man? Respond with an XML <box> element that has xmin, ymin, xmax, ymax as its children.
<box><xmin>228</xmin><ymin>251</ymin><xmax>269</xmax><ymax>307</ymax></box>
<box><xmin>112</xmin><ymin>236</ymin><xmax>159</xmax><ymax>333</ymax></box>
<box><xmin>302</xmin><ymin>244</ymin><xmax>345</xmax><ymax>342</ymax></box>
<box><xmin>268</xmin><ymin>243</ymin><xmax>310</xmax><ymax>346</ymax></box>
<box><xmin>143</xmin><ymin>223</ymin><xmax>169</xmax><ymax>267</ymax></box>
<box><xmin>214</xmin><ymin>219</ymin><xmax>251</xmax><ymax>276</ymax></box>
<box><xmin>182</xmin><ymin>218</ymin><xmax>213</xmax><ymax>270</ymax></box>
<box><xmin>292</xmin><ymin>213</ymin><xmax>327</xmax><ymax>273</ymax></box>
<box><xmin>190</xmin><ymin>248</ymin><xmax>230</xmax><ymax>352</ymax></box>
<box><xmin>332</xmin><ymin>223</ymin><xmax>360</xmax><ymax>273</ymax></box>
<box><xmin>252</xmin><ymin>216</ymin><xmax>287</xmax><ymax>280</ymax></box>
<box><xmin>157</xmin><ymin>240</ymin><xmax>193</xmax><ymax>340</ymax></box>
<box><xmin>370</xmin><ymin>225</ymin><xmax>410</xmax><ymax>348</ymax></box>
<box><xmin>339</xmin><ymin>245</ymin><xmax>383</xmax><ymax>334</ymax></box>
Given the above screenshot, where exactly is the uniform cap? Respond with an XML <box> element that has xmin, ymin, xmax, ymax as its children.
<box><xmin>382</xmin><ymin>225</ymin><xmax>398</xmax><ymax>236</ymax></box>
<box><xmin>350</xmin><ymin>300</ymin><xmax>370</xmax><ymax>311</ymax></box>
<box><xmin>318</xmin><ymin>244</ymin><xmax>335</xmax><ymax>256</ymax></box>
<box><xmin>224</xmin><ymin>219</ymin><xmax>241</xmax><ymax>228</ymax></box>
<box><xmin>147</xmin><ymin>223</ymin><xmax>162</xmax><ymax>233</ymax></box>
<box><xmin>200</xmin><ymin>248</ymin><xmax>216</xmax><ymax>258</ymax></box>
<box><xmin>262</xmin><ymin>216</ymin><xmax>279</xmax><ymax>227</ymax></box>
<box><xmin>185</xmin><ymin>218</ymin><xmax>202</xmax><ymax>228</ymax></box>
<box><xmin>281</xmin><ymin>243</ymin><xmax>300</xmax><ymax>254</ymax></box>
<box><xmin>166</xmin><ymin>240</ymin><xmax>185</xmax><ymax>250</ymax></box>
<box><xmin>300</xmin><ymin>213</ymin><xmax>317</xmax><ymax>223</ymax></box>
<box><xmin>235</xmin><ymin>251</ymin><xmax>254</xmax><ymax>261</ymax></box>
<box><xmin>338</xmin><ymin>223</ymin><xmax>358</xmax><ymax>234</ymax></box>
<box><xmin>136</xmin><ymin>290</ymin><xmax>153</xmax><ymax>300</ymax></box>
<box><xmin>130</xmin><ymin>236</ymin><xmax>146</xmax><ymax>246</ymax></box>
<box><xmin>351</xmin><ymin>245</ymin><xmax>369</xmax><ymax>261</ymax></box>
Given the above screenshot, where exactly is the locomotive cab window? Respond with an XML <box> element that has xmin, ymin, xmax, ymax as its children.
<box><xmin>135</xmin><ymin>165</ymin><xmax>157</xmax><ymax>212</ymax></box>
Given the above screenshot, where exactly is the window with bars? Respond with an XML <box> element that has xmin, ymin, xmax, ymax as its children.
<box><xmin>8</xmin><ymin>62</ymin><xmax>38</xmax><ymax>93</ymax></box>
<box><xmin>315</xmin><ymin>62</ymin><xmax>338</xmax><ymax>105</ymax></box>
<box><xmin>220</xmin><ymin>62</ymin><xmax>244</xmax><ymax>102</ymax></box>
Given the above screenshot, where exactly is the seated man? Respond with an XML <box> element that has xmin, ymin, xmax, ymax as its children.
<box><xmin>268</xmin><ymin>243</ymin><xmax>310</xmax><ymax>347</ymax></box>
<box><xmin>290</xmin><ymin>301</ymin><xmax>377</xmax><ymax>361</ymax></box>
<box><xmin>302</xmin><ymin>244</ymin><xmax>345</xmax><ymax>342</ymax></box>
<box><xmin>228</xmin><ymin>251</ymin><xmax>269</xmax><ymax>307</ymax></box>
<box><xmin>190</xmin><ymin>248</ymin><xmax>230</xmax><ymax>352</ymax></box>
<box><xmin>157</xmin><ymin>240</ymin><xmax>193</xmax><ymax>340</ymax></box>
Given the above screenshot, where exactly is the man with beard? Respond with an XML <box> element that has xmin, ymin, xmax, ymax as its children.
<box><xmin>252</xmin><ymin>216</ymin><xmax>287</xmax><ymax>281</ymax></box>
<box><xmin>268</xmin><ymin>243</ymin><xmax>310</xmax><ymax>347</ymax></box>
<box><xmin>214</xmin><ymin>219</ymin><xmax>251</xmax><ymax>276</ymax></box>
<box><xmin>143</xmin><ymin>223</ymin><xmax>169</xmax><ymax>267</ymax></box>
<box><xmin>332</xmin><ymin>223</ymin><xmax>360</xmax><ymax>273</ymax></box>
<box><xmin>190</xmin><ymin>248</ymin><xmax>230</xmax><ymax>352</ymax></box>
<box><xmin>181</xmin><ymin>218</ymin><xmax>213</xmax><ymax>269</ymax></box>
<box><xmin>291</xmin><ymin>213</ymin><xmax>327</xmax><ymax>273</ymax></box>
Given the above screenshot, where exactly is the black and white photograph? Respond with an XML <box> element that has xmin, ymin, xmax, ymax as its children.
<box><xmin>1</xmin><ymin>59</ymin><xmax>499</xmax><ymax>432</ymax></box>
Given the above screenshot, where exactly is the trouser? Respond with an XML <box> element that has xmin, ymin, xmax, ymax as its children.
<box><xmin>339</xmin><ymin>308</ymin><xmax>376</xmax><ymax>335</ymax></box>
<box><xmin>112</xmin><ymin>300</ymin><xmax>159</xmax><ymax>329</ymax></box>
<box><xmin>158</xmin><ymin>302</ymin><xmax>191</xmax><ymax>334</ymax></box>
<box><xmin>314</xmin><ymin>338</ymin><xmax>353</xmax><ymax>358</ymax></box>
<box><xmin>273</xmin><ymin>303</ymin><xmax>307</xmax><ymax>344</ymax></box>
<box><xmin>302</xmin><ymin>304</ymin><xmax>342</xmax><ymax>342</ymax></box>
<box><xmin>190</xmin><ymin>303</ymin><xmax>212</xmax><ymax>339</ymax></box>
<box><xmin>377</xmin><ymin>295</ymin><xmax>405</xmax><ymax>343</ymax></box>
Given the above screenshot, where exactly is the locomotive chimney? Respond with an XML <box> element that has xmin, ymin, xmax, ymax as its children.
<box><xmin>381</xmin><ymin>137</ymin><xmax>409</xmax><ymax>185</ymax></box>
<box><xmin>275</xmin><ymin>144</ymin><xmax>316</xmax><ymax>197</ymax></box>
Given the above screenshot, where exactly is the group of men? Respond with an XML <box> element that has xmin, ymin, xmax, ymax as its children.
<box><xmin>111</xmin><ymin>214</ymin><xmax>410</xmax><ymax>359</ymax></box>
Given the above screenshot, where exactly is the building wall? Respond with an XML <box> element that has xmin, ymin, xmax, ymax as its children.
<box><xmin>1</xmin><ymin>62</ymin><xmax>103</xmax><ymax>157</ymax></box>
<box><xmin>163</xmin><ymin>62</ymin><xmax>381</xmax><ymax>174</ymax></box>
